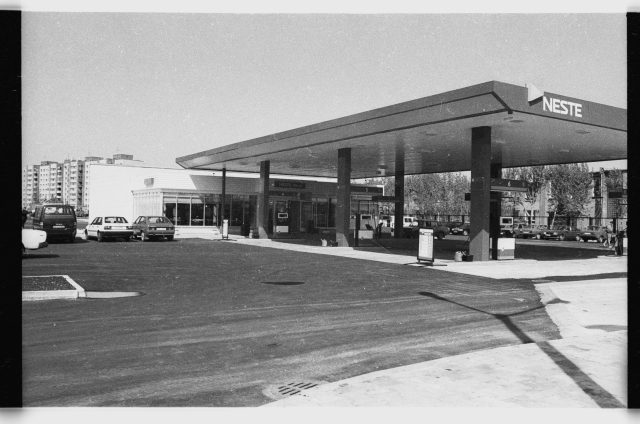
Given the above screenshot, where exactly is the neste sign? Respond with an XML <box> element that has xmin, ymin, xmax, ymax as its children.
<box><xmin>543</xmin><ymin>96</ymin><xmax>583</xmax><ymax>118</ymax></box>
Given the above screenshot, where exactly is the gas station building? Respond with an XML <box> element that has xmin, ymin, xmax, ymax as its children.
<box><xmin>176</xmin><ymin>81</ymin><xmax>626</xmax><ymax>261</ymax></box>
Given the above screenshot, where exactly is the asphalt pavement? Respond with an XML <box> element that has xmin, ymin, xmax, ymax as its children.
<box><xmin>21</xmin><ymin>234</ymin><xmax>627</xmax><ymax>408</ymax></box>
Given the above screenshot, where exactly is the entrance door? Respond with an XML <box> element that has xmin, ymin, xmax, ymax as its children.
<box><xmin>301</xmin><ymin>201</ymin><xmax>313</xmax><ymax>233</ymax></box>
<box><xmin>289</xmin><ymin>201</ymin><xmax>300</xmax><ymax>233</ymax></box>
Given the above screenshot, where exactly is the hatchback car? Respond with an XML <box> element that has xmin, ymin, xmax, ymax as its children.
<box><xmin>22</xmin><ymin>228</ymin><xmax>48</xmax><ymax>253</ymax></box>
<box><xmin>542</xmin><ymin>225</ymin><xmax>581</xmax><ymax>241</ymax></box>
<box><xmin>85</xmin><ymin>216</ymin><xmax>133</xmax><ymax>242</ymax></box>
<box><xmin>132</xmin><ymin>215</ymin><xmax>175</xmax><ymax>241</ymax></box>
<box><xmin>578</xmin><ymin>225</ymin><xmax>609</xmax><ymax>243</ymax></box>
<box><xmin>516</xmin><ymin>224</ymin><xmax>548</xmax><ymax>239</ymax></box>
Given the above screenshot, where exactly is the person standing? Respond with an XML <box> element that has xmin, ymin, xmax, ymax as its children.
<box><xmin>604</xmin><ymin>220</ymin><xmax>614</xmax><ymax>247</ymax></box>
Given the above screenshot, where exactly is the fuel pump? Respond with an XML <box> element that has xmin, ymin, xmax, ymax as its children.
<box><xmin>275</xmin><ymin>212</ymin><xmax>289</xmax><ymax>235</ymax></box>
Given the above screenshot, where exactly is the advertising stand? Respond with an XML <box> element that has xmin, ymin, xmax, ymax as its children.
<box><xmin>417</xmin><ymin>228</ymin><xmax>434</xmax><ymax>265</ymax></box>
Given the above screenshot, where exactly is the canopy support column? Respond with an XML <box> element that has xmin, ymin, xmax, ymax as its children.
<box><xmin>394</xmin><ymin>141</ymin><xmax>405</xmax><ymax>239</ymax></box>
<box><xmin>336</xmin><ymin>148</ymin><xmax>351</xmax><ymax>247</ymax></box>
<box><xmin>490</xmin><ymin>163</ymin><xmax>502</xmax><ymax>260</ymax></box>
<box><xmin>469</xmin><ymin>127</ymin><xmax>492</xmax><ymax>261</ymax></box>
<box><xmin>221</xmin><ymin>168</ymin><xmax>226</xmax><ymax>225</ymax></box>
<box><xmin>257</xmin><ymin>161</ymin><xmax>270</xmax><ymax>239</ymax></box>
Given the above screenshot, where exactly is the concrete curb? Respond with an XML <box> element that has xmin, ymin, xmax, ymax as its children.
<box><xmin>22</xmin><ymin>275</ymin><xmax>86</xmax><ymax>301</ymax></box>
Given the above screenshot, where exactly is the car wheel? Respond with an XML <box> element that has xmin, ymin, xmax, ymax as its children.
<box><xmin>97</xmin><ymin>231</ymin><xmax>104</xmax><ymax>242</ymax></box>
<box><xmin>463</xmin><ymin>230</ymin><xmax>469</xmax><ymax>236</ymax></box>
<box><xmin>141</xmin><ymin>231</ymin><xmax>148</xmax><ymax>242</ymax></box>
<box><xmin>559</xmin><ymin>234</ymin><xmax>565</xmax><ymax>241</ymax></box>
<box><xmin>598</xmin><ymin>235</ymin><xmax>605</xmax><ymax>244</ymax></box>
<box><xmin>437</xmin><ymin>232</ymin><xmax>444</xmax><ymax>240</ymax></box>
<box><xmin>575</xmin><ymin>235</ymin><xmax>581</xmax><ymax>242</ymax></box>
<box><xmin>124</xmin><ymin>236</ymin><xmax>130</xmax><ymax>242</ymax></box>
<box><xmin>583</xmin><ymin>238</ymin><xmax>588</xmax><ymax>242</ymax></box>
<box><xmin>166</xmin><ymin>235</ymin><xmax>174</xmax><ymax>241</ymax></box>
<box><xmin>535</xmin><ymin>234</ymin><xmax>541</xmax><ymax>240</ymax></box>
<box><xmin>69</xmin><ymin>234</ymin><xmax>75</xmax><ymax>243</ymax></box>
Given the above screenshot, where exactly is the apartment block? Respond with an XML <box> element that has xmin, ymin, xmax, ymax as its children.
<box><xmin>62</xmin><ymin>159</ymin><xmax>85</xmax><ymax>209</ymax></box>
<box><xmin>21</xmin><ymin>165</ymin><xmax>40</xmax><ymax>209</ymax></box>
<box><xmin>23</xmin><ymin>153</ymin><xmax>143</xmax><ymax>212</ymax></box>
<box><xmin>37</xmin><ymin>161</ymin><xmax>63</xmax><ymax>204</ymax></box>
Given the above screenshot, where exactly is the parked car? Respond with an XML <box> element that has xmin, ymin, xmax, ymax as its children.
<box><xmin>404</xmin><ymin>219</ymin><xmax>450</xmax><ymax>239</ymax></box>
<box><xmin>22</xmin><ymin>228</ymin><xmax>48</xmax><ymax>253</ymax></box>
<box><xmin>446</xmin><ymin>221</ymin><xmax>463</xmax><ymax>233</ymax></box>
<box><xmin>450</xmin><ymin>222</ymin><xmax>470</xmax><ymax>236</ymax></box>
<box><xmin>85</xmin><ymin>216</ymin><xmax>133</xmax><ymax>242</ymax></box>
<box><xmin>31</xmin><ymin>203</ymin><xmax>77</xmax><ymax>243</ymax></box>
<box><xmin>132</xmin><ymin>215</ymin><xmax>175</xmax><ymax>241</ymax></box>
<box><xmin>578</xmin><ymin>225</ymin><xmax>609</xmax><ymax>243</ymax></box>
<box><xmin>542</xmin><ymin>225</ymin><xmax>581</xmax><ymax>241</ymax></box>
<box><xmin>516</xmin><ymin>224</ymin><xmax>548</xmax><ymax>239</ymax></box>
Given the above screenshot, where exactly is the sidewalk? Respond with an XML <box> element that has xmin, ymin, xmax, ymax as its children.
<box><xmin>263</xmin><ymin>278</ymin><xmax>627</xmax><ymax>407</ymax></box>
<box><xmin>235</xmin><ymin>237</ymin><xmax>627</xmax><ymax>279</ymax></box>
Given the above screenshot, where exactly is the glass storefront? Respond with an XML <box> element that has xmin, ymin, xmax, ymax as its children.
<box><xmin>160</xmin><ymin>192</ymin><xmax>256</xmax><ymax>228</ymax></box>
<box><xmin>151</xmin><ymin>190</ymin><xmax>376</xmax><ymax>233</ymax></box>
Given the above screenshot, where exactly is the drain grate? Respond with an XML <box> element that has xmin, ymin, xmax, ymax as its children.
<box><xmin>263</xmin><ymin>380</ymin><xmax>327</xmax><ymax>400</ymax></box>
<box><xmin>277</xmin><ymin>382</ymin><xmax>318</xmax><ymax>396</ymax></box>
<box><xmin>260</xmin><ymin>281</ymin><xmax>305</xmax><ymax>286</ymax></box>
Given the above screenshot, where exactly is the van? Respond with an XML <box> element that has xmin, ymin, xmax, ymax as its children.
<box><xmin>500</xmin><ymin>216</ymin><xmax>514</xmax><ymax>230</ymax></box>
<box><xmin>31</xmin><ymin>203</ymin><xmax>77</xmax><ymax>242</ymax></box>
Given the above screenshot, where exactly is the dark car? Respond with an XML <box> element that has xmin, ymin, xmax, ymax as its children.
<box><xmin>132</xmin><ymin>215</ymin><xmax>175</xmax><ymax>241</ymax></box>
<box><xmin>404</xmin><ymin>219</ymin><xmax>450</xmax><ymax>239</ymax></box>
<box><xmin>450</xmin><ymin>222</ymin><xmax>470</xmax><ymax>236</ymax></box>
<box><xmin>31</xmin><ymin>203</ymin><xmax>77</xmax><ymax>242</ymax></box>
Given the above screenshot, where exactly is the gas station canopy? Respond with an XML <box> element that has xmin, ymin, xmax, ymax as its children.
<box><xmin>176</xmin><ymin>81</ymin><xmax>626</xmax><ymax>178</ymax></box>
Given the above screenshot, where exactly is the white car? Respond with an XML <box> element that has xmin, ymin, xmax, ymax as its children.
<box><xmin>22</xmin><ymin>229</ymin><xmax>48</xmax><ymax>253</ymax></box>
<box><xmin>85</xmin><ymin>216</ymin><xmax>133</xmax><ymax>242</ymax></box>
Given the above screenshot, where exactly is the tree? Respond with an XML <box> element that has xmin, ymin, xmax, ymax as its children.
<box><xmin>545</xmin><ymin>163</ymin><xmax>593</xmax><ymax>227</ymax></box>
<box><xmin>502</xmin><ymin>166</ymin><xmax>548</xmax><ymax>222</ymax></box>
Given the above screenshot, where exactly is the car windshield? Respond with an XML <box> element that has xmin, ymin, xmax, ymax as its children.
<box><xmin>149</xmin><ymin>217</ymin><xmax>169</xmax><ymax>224</ymax></box>
<box><xmin>44</xmin><ymin>206</ymin><xmax>74</xmax><ymax>215</ymax></box>
<box><xmin>104</xmin><ymin>217</ymin><xmax>128</xmax><ymax>224</ymax></box>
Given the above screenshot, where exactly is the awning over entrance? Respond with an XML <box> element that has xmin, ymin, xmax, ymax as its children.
<box><xmin>176</xmin><ymin>81</ymin><xmax>626</xmax><ymax>177</ymax></box>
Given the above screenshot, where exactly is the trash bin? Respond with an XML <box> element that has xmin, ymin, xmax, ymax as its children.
<box><xmin>454</xmin><ymin>251</ymin><xmax>464</xmax><ymax>262</ymax></box>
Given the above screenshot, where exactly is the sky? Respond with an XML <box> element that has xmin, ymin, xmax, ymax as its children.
<box><xmin>20</xmin><ymin>3</ymin><xmax>629</xmax><ymax>172</ymax></box>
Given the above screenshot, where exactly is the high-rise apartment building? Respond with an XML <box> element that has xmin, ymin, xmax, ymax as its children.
<box><xmin>22</xmin><ymin>153</ymin><xmax>143</xmax><ymax>212</ymax></box>
<box><xmin>37</xmin><ymin>161</ymin><xmax>63</xmax><ymax>203</ymax></box>
<box><xmin>21</xmin><ymin>165</ymin><xmax>40</xmax><ymax>209</ymax></box>
<box><xmin>62</xmin><ymin>159</ymin><xmax>85</xmax><ymax>209</ymax></box>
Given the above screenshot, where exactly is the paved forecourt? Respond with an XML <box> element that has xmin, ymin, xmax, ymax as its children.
<box><xmin>264</xmin><ymin>278</ymin><xmax>627</xmax><ymax>407</ymax></box>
